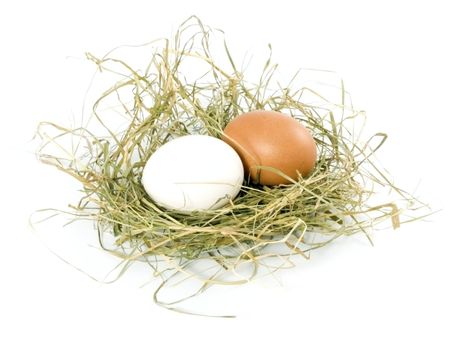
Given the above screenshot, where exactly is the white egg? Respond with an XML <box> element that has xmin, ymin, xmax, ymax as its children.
<box><xmin>142</xmin><ymin>135</ymin><xmax>244</xmax><ymax>212</ymax></box>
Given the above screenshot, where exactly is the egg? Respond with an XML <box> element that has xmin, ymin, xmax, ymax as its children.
<box><xmin>142</xmin><ymin>135</ymin><xmax>244</xmax><ymax>212</ymax></box>
<box><xmin>222</xmin><ymin>110</ymin><xmax>317</xmax><ymax>185</ymax></box>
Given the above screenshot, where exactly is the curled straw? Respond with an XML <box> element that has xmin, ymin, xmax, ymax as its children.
<box><xmin>35</xmin><ymin>16</ymin><xmax>426</xmax><ymax>315</ymax></box>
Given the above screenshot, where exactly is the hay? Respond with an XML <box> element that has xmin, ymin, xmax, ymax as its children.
<box><xmin>35</xmin><ymin>16</ymin><xmax>426</xmax><ymax>315</ymax></box>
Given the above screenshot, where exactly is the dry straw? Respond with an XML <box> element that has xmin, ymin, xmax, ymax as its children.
<box><xmin>35</xmin><ymin>16</ymin><xmax>426</xmax><ymax>315</ymax></box>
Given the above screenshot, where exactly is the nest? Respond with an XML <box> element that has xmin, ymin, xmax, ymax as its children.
<box><xmin>36</xmin><ymin>17</ymin><xmax>423</xmax><ymax>315</ymax></box>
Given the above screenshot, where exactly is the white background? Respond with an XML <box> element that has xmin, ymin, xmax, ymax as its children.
<box><xmin>1</xmin><ymin>0</ymin><xmax>466</xmax><ymax>349</ymax></box>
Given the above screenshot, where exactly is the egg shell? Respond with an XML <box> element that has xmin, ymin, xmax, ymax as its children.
<box><xmin>142</xmin><ymin>135</ymin><xmax>244</xmax><ymax>212</ymax></box>
<box><xmin>222</xmin><ymin>110</ymin><xmax>317</xmax><ymax>185</ymax></box>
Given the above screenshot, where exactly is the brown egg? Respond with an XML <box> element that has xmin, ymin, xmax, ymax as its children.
<box><xmin>222</xmin><ymin>110</ymin><xmax>317</xmax><ymax>185</ymax></box>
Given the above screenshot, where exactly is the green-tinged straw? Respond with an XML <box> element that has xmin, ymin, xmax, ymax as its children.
<box><xmin>35</xmin><ymin>16</ymin><xmax>428</xmax><ymax>315</ymax></box>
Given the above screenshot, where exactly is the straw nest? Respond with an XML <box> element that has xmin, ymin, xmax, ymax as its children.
<box><xmin>35</xmin><ymin>16</ymin><xmax>424</xmax><ymax>313</ymax></box>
